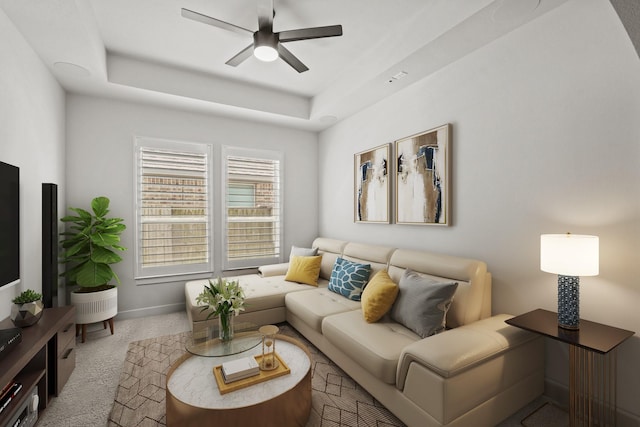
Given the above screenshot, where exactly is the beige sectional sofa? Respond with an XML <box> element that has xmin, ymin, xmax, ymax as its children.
<box><xmin>184</xmin><ymin>237</ymin><xmax>544</xmax><ymax>427</ymax></box>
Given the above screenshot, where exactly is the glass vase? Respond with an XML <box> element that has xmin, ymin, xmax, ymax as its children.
<box><xmin>218</xmin><ymin>311</ymin><xmax>234</xmax><ymax>342</ymax></box>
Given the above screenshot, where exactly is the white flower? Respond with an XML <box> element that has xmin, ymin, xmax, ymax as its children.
<box><xmin>196</xmin><ymin>277</ymin><xmax>246</xmax><ymax>319</ymax></box>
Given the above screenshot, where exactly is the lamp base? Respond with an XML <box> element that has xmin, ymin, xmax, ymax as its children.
<box><xmin>558</xmin><ymin>275</ymin><xmax>580</xmax><ymax>330</ymax></box>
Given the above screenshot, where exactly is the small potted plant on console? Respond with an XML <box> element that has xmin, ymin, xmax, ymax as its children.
<box><xmin>11</xmin><ymin>289</ymin><xmax>44</xmax><ymax>327</ymax></box>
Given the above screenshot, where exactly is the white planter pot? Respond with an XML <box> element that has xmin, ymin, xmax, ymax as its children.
<box><xmin>71</xmin><ymin>286</ymin><xmax>118</xmax><ymax>325</ymax></box>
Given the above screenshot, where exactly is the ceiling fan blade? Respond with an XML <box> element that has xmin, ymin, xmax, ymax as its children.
<box><xmin>181</xmin><ymin>8</ymin><xmax>253</xmax><ymax>36</ymax></box>
<box><xmin>226</xmin><ymin>44</ymin><xmax>254</xmax><ymax>67</ymax></box>
<box><xmin>279</xmin><ymin>25</ymin><xmax>343</xmax><ymax>43</ymax></box>
<box><xmin>277</xmin><ymin>45</ymin><xmax>308</xmax><ymax>73</ymax></box>
<box><xmin>257</xmin><ymin>0</ymin><xmax>274</xmax><ymax>31</ymax></box>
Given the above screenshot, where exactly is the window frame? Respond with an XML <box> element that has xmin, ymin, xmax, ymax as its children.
<box><xmin>221</xmin><ymin>146</ymin><xmax>284</xmax><ymax>271</ymax></box>
<box><xmin>133</xmin><ymin>137</ymin><xmax>214</xmax><ymax>282</ymax></box>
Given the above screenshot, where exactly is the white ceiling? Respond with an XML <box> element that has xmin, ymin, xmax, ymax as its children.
<box><xmin>1</xmin><ymin>0</ymin><xmax>569</xmax><ymax>131</ymax></box>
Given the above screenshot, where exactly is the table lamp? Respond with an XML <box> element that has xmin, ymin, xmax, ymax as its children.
<box><xmin>540</xmin><ymin>233</ymin><xmax>599</xmax><ymax>330</ymax></box>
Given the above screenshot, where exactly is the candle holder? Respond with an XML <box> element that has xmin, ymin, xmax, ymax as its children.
<box><xmin>259</xmin><ymin>325</ymin><xmax>280</xmax><ymax>371</ymax></box>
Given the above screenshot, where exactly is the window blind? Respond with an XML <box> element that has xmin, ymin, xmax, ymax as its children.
<box><xmin>224</xmin><ymin>151</ymin><xmax>282</xmax><ymax>269</ymax></box>
<box><xmin>135</xmin><ymin>141</ymin><xmax>212</xmax><ymax>278</ymax></box>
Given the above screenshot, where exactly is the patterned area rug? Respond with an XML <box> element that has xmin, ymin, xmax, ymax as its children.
<box><xmin>108</xmin><ymin>324</ymin><xmax>405</xmax><ymax>427</ymax></box>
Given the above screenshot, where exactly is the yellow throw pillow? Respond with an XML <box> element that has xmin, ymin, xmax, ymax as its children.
<box><xmin>361</xmin><ymin>270</ymin><xmax>399</xmax><ymax>323</ymax></box>
<box><xmin>285</xmin><ymin>255</ymin><xmax>322</xmax><ymax>286</ymax></box>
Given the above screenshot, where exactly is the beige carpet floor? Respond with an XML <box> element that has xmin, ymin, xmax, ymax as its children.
<box><xmin>36</xmin><ymin>311</ymin><xmax>556</xmax><ymax>426</ymax></box>
<box><xmin>108</xmin><ymin>324</ymin><xmax>405</xmax><ymax>427</ymax></box>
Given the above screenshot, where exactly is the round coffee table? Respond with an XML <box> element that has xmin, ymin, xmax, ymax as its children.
<box><xmin>166</xmin><ymin>334</ymin><xmax>311</xmax><ymax>426</ymax></box>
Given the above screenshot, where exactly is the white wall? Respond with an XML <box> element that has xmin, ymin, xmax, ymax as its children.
<box><xmin>318</xmin><ymin>0</ymin><xmax>640</xmax><ymax>422</ymax></box>
<box><xmin>65</xmin><ymin>95</ymin><xmax>318</xmax><ymax>318</ymax></box>
<box><xmin>0</xmin><ymin>9</ymin><xmax>66</xmax><ymax>320</ymax></box>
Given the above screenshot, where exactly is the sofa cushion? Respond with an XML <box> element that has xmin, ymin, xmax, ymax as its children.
<box><xmin>312</xmin><ymin>237</ymin><xmax>348</xmax><ymax>281</ymax></box>
<box><xmin>290</xmin><ymin>245</ymin><xmax>318</xmax><ymax>257</ymax></box>
<box><xmin>341</xmin><ymin>241</ymin><xmax>395</xmax><ymax>280</ymax></box>
<box><xmin>328</xmin><ymin>257</ymin><xmax>371</xmax><ymax>301</ymax></box>
<box><xmin>285</xmin><ymin>255</ymin><xmax>322</xmax><ymax>286</ymax></box>
<box><xmin>390</xmin><ymin>269</ymin><xmax>458</xmax><ymax>338</ymax></box>
<box><xmin>322</xmin><ymin>310</ymin><xmax>420</xmax><ymax>384</ymax></box>
<box><xmin>186</xmin><ymin>275</ymin><xmax>311</xmax><ymax>323</ymax></box>
<box><xmin>361</xmin><ymin>270</ymin><xmax>399</xmax><ymax>323</ymax></box>
<box><xmin>285</xmin><ymin>288</ymin><xmax>360</xmax><ymax>333</ymax></box>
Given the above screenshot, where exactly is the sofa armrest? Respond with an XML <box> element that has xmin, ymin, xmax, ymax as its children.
<box><xmin>258</xmin><ymin>262</ymin><xmax>290</xmax><ymax>277</ymax></box>
<box><xmin>396</xmin><ymin>314</ymin><xmax>539</xmax><ymax>389</ymax></box>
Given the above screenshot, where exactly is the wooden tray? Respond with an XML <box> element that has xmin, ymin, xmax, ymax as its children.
<box><xmin>212</xmin><ymin>352</ymin><xmax>290</xmax><ymax>395</ymax></box>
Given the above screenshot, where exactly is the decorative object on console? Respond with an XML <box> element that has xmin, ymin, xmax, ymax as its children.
<box><xmin>60</xmin><ymin>196</ymin><xmax>126</xmax><ymax>342</ymax></box>
<box><xmin>196</xmin><ymin>278</ymin><xmax>246</xmax><ymax>342</ymax></box>
<box><xmin>354</xmin><ymin>143</ymin><xmax>390</xmax><ymax>223</ymax></box>
<box><xmin>390</xmin><ymin>269</ymin><xmax>458</xmax><ymax>338</ymax></box>
<box><xmin>540</xmin><ymin>233</ymin><xmax>599</xmax><ymax>330</ymax></box>
<box><xmin>284</xmin><ymin>255</ymin><xmax>322</xmax><ymax>286</ymax></box>
<box><xmin>10</xmin><ymin>290</ymin><xmax>44</xmax><ymax>327</ymax></box>
<box><xmin>395</xmin><ymin>123</ymin><xmax>451</xmax><ymax>225</ymax></box>
<box><xmin>328</xmin><ymin>257</ymin><xmax>372</xmax><ymax>301</ymax></box>
<box><xmin>258</xmin><ymin>325</ymin><xmax>280</xmax><ymax>371</ymax></box>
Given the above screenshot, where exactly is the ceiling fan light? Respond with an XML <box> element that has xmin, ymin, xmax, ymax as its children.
<box><xmin>254</xmin><ymin>45</ymin><xmax>278</xmax><ymax>62</ymax></box>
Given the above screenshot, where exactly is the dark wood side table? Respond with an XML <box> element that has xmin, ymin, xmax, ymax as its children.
<box><xmin>506</xmin><ymin>309</ymin><xmax>634</xmax><ymax>427</ymax></box>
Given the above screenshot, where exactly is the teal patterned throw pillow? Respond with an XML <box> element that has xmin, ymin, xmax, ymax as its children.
<box><xmin>328</xmin><ymin>257</ymin><xmax>372</xmax><ymax>301</ymax></box>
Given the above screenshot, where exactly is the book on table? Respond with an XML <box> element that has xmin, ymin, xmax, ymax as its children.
<box><xmin>221</xmin><ymin>356</ymin><xmax>260</xmax><ymax>383</ymax></box>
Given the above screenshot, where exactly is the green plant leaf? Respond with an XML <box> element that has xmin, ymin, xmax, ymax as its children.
<box><xmin>63</xmin><ymin>240</ymin><xmax>90</xmax><ymax>258</ymax></box>
<box><xmin>90</xmin><ymin>232</ymin><xmax>120</xmax><ymax>247</ymax></box>
<box><xmin>69</xmin><ymin>207</ymin><xmax>92</xmax><ymax>221</ymax></box>
<box><xmin>75</xmin><ymin>261</ymin><xmax>114</xmax><ymax>287</ymax></box>
<box><xmin>91</xmin><ymin>197</ymin><xmax>110</xmax><ymax>218</ymax></box>
<box><xmin>91</xmin><ymin>246</ymin><xmax>123</xmax><ymax>264</ymax></box>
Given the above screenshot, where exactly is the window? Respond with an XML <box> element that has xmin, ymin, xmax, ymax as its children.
<box><xmin>223</xmin><ymin>147</ymin><xmax>282</xmax><ymax>270</ymax></box>
<box><xmin>134</xmin><ymin>138</ymin><xmax>213</xmax><ymax>279</ymax></box>
<box><xmin>228</xmin><ymin>183</ymin><xmax>256</xmax><ymax>207</ymax></box>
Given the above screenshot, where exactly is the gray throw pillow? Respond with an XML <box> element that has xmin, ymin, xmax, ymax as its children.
<box><xmin>390</xmin><ymin>269</ymin><xmax>458</xmax><ymax>338</ymax></box>
<box><xmin>290</xmin><ymin>245</ymin><xmax>318</xmax><ymax>258</ymax></box>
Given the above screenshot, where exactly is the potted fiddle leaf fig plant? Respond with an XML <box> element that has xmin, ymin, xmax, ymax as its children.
<box><xmin>60</xmin><ymin>196</ymin><xmax>126</xmax><ymax>338</ymax></box>
<box><xmin>11</xmin><ymin>289</ymin><xmax>44</xmax><ymax>327</ymax></box>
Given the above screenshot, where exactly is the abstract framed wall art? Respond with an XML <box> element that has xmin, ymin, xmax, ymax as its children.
<box><xmin>395</xmin><ymin>124</ymin><xmax>450</xmax><ymax>225</ymax></box>
<box><xmin>354</xmin><ymin>143</ymin><xmax>390</xmax><ymax>223</ymax></box>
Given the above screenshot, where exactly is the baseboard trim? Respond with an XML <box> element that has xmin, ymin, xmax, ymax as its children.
<box><xmin>115</xmin><ymin>303</ymin><xmax>185</xmax><ymax>320</ymax></box>
<box><xmin>544</xmin><ymin>379</ymin><xmax>640</xmax><ymax>427</ymax></box>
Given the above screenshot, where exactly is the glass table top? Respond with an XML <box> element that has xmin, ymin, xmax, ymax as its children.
<box><xmin>186</xmin><ymin>321</ymin><xmax>262</xmax><ymax>357</ymax></box>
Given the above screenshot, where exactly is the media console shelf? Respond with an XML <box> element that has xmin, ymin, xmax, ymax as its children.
<box><xmin>0</xmin><ymin>306</ymin><xmax>75</xmax><ymax>427</ymax></box>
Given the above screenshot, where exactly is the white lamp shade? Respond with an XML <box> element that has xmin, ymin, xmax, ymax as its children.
<box><xmin>540</xmin><ymin>234</ymin><xmax>599</xmax><ymax>276</ymax></box>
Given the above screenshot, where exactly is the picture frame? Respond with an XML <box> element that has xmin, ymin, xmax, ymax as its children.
<box><xmin>354</xmin><ymin>143</ymin><xmax>390</xmax><ymax>223</ymax></box>
<box><xmin>395</xmin><ymin>124</ymin><xmax>451</xmax><ymax>225</ymax></box>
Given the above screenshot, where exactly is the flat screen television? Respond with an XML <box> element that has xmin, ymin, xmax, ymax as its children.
<box><xmin>0</xmin><ymin>161</ymin><xmax>20</xmax><ymax>289</ymax></box>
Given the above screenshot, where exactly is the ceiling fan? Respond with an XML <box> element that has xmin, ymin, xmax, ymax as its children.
<box><xmin>181</xmin><ymin>0</ymin><xmax>343</xmax><ymax>73</ymax></box>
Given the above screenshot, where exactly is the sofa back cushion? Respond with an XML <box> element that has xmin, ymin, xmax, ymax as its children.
<box><xmin>341</xmin><ymin>242</ymin><xmax>395</xmax><ymax>279</ymax></box>
<box><xmin>312</xmin><ymin>237</ymin><xmax>348</xmax><ymax>281</ymax></box>
<box><xmin>388</xmin><ymin>249</ymin><xmax>489</xmax><ymax>328</ymax></box>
